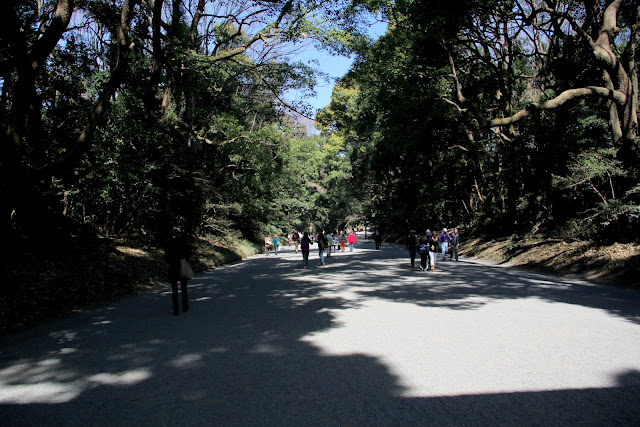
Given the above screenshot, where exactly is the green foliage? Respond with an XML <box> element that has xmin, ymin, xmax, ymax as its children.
<box><xmin>554</xmin><ymin>147</ymin><xmax>639</xmax><ymax>238</ymax></box>
<box><xmin>2</xmin><ymin>0</ymin><xmax>639</xmax><ymax>258</ymax></box>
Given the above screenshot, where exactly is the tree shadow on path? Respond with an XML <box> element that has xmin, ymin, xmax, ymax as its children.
<box><xmin>1</xmin><ymin>243</ymin><xmax>639</xmax><ymax>425</ymax></box>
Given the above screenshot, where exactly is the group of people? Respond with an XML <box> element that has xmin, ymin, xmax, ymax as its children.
<box><xmin>289</xmin><ymin>229</ymin><xmax>358</xmax><ymax>268</ymax></box>
<box><xmin>405</xmin><ymin>227</ymin><xmax>460</xmax><ymax>272</ymax></box>
<box><xmin>165</xmin><ymin>226</ymin><xmax>459</xmax><ymax>315</ymax></box>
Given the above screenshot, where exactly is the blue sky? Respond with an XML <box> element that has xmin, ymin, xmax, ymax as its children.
<box><xmin>287</xmin><ymin>20</ymin><xmax>388</xmax><ymax>116</ymax></box>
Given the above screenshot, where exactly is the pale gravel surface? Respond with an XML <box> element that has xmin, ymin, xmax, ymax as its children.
<box><xmin>1</xmin><ymin>234</ymin><xmax>639</xmax><ymax>426</ymax></box>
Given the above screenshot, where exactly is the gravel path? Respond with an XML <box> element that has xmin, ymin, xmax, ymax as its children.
<box><xmin>2</xmin><ymin>236</ymin><xmax>639</xmax><ymax>425</ymax></box>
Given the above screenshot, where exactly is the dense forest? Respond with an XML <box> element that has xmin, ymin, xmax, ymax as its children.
<box><xmin>1</xmin><ymin>1</ymin><xmax>638</xmax><ymax>281</ymax></box>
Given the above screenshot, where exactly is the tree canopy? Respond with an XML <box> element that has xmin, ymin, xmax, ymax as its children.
<box><xmin>318</xmin><ymin>0</ymin><xmax>639</xmax><ymax>239</ymax></box>
<box><xmin>1</xmin><ymin>0</ymin><xmax>638</xmax><ymax>251</ymax></box>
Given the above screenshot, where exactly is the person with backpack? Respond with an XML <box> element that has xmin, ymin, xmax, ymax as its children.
<box><xmin>291</xmin><ymin>230</ymin><xmax>300</xmax><ymax>253</ymax></box>
<box><xmin>272</xmin><ymin>234</ymin><xmax>281</xmax><ymax>255</ymax></box>
<box><xmin>300</xmin><ymin>232</ymin><xmax>312</xmax><ymax>268</ymax></box>
<box><xmin>417</xmin><ymin>232</ymin><xmax>431</xmax><ymax>271</ymax></box>
<box><xmin>264</xmin><ymin>235</ymin><xmax>273</xmax><ymax>255</ymax></box>
<box><xmin>325</xmin><ymin>232</ymin><xmax>334</xmax><ymax>257</ymax></box>
<box><xmin>317</xmin><ymin>231</ymin><xmax>328</xmax><ymax>266</ymax></box>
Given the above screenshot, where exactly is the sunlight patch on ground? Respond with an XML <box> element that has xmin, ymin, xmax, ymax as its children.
<box><xmin>300</xmin><ymin>298</ymin><xmax>640</xmax><ymax>398</ymax></box>
<box><xmin>0</xmin><ymin>381</ymin><xmax>83</xmax><ymax>404</ymax></box>
<box><xmin>0</xmin><ymin>365</ymin><xmax>152</xmax><ymax>404</ymax></box>
<box><xmin>115</xmin><ymin>246</ymin><xmax>150</xmax><ymax>258</ymax></box>
<box><xmin>169</xmin><ymin>354</ymin><xmax>203</xmax><ymax>368</ymax></box>
<box><xmin>88</xmin><ymin>368</ymin><xmax>151</xmax><ymax>386</ymax></box>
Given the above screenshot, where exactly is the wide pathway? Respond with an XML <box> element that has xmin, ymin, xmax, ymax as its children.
<box><xmin>1</xmin><ymin>236</ymin><xmax>640</xmax><ymax>425</ymax></box>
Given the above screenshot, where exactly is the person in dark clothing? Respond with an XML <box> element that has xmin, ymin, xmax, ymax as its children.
<box><xmin>373</xmin><ymin>230</ymin><xmax>382</xmax><ymax>250</ymax></box>
<box><xmin>450</xmin><ymin>228</ymin><xmax>460</xmax><ymax>261</ymax></box>
<box><xmin>317</xmin><ymin>231</ymin><xmax>327</xmax><ymax>266</ymax></box>
<box><xmin>429</xmin><ymin>231</ymin><xmax>440</xmax><ymax>271</ymax></box>
<box><xmin>417</xmin><ymin>233</ymin><xmax>430</xmax><ymax>271</ymax></box>
<box><xmin>164</xmin><ymin>235</ymin><xmax>192</xmax><ymax>315</ymax></box>
<box><xmin>406</xmin><ymin>230</ymin><xmax>418</xmax><ymax>268</ymax></box>
<box><xmin>300</xmin><ymin>231</ymin><xmax>312</xmax><ymax>268</ymax></box>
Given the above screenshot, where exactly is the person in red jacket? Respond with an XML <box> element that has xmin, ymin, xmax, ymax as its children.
<box><xmin>347</xmin><ymin>230</ymin><xmax>357</xmax><ymax>252</ymax></box>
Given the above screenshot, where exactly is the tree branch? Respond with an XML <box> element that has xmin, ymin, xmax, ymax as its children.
<box><xmin>489</xmin><ymin>86</ymin><xmax>627</xmax><ymax>128</ymax></box>
<box><xmin>38</xmin><ymin>0</ymin><xmax>141</xmax><ymax>174</ymax></box>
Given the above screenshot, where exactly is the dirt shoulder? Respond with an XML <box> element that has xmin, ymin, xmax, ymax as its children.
<box><xmin>462</xmin><ymin>236</ymin><xmax>639</xmax><ymax>289</ymax></box>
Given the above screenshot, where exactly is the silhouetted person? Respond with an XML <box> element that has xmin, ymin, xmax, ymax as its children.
<box><xmin>373</xmin><ymin>230</ymin><xmax>382</xmax><ymax>250</ymax></box>
<box><xmin>450</xmin><ymin>228</ymin><xmax>460</xmax><ymax>261</ymax></box>
<box><xmin>418</xmin><ymin>233</ymin><xmax>430</xmax><ymax>271</ymax></box>
<box><xmin>164</xmin><ymin>235</ymin><xmax>192</xmax><ymax>315</ymax></box>
<box><xmin>406</xmin><ymin>230</ymin><xmax>418</xmax><ymax>268</ymax></box>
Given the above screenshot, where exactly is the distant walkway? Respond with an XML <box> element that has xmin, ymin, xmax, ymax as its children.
<box><xmin>2</xmin><ymin>236</ymin><xmax>639</xmax><ymax>425</ymax></box>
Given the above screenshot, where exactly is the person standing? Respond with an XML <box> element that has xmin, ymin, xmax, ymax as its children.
<box><xmin>338</xmin><ymin>231</ymin><xmax>347</xmax><ymax>252</ymax></box>
<box><xmin>272</xmin><ymin>234</ymin><xmax>280</xmax><ymax>255</ymax></box>
<box><xmin>164</xmin><ymin>235</ymin><xmax>192</xmax><ymax>316</ymax></box>
<box><xmin>373</xmin><ymin>230</ymin><xmax>382</xmax><ymax>250</ymax></box>
<box><xmin>450</xmin><ymin>228</ymin><xmax>460</xmax><ymax>261</ymax></box>
<box><xmin>439</xmin><ymin>228</ymin><xmax>452</xmax><ymax>261</ymax></box>
<box><xmin>429</xmin><ymin>231</ymin><xmax>440</xmax><ymax>271</ymax></box>
<box><xmin>405</xmin><ymin>230</ymin><xmax>418</xmax><ymax>268</ymax></box>
<box><xmin>291</xmin><ymin>230</ymin><xmax>300</xmax><ymax>253</ymax></box>
<box><xmin>300</xmin><ymin>232</ymin><xmax>311</xmax><ymax>268</ymax></box>
<box><xmin>347</xmin><ymin>230</ymin><xmax>357</xmax><ymax>252</ymax></box>
<box><xmin>417</xmin><ymin>233</ymin><xmax>430</xmax><ymax>271</ymax></box>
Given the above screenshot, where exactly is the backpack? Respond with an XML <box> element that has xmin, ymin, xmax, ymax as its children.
<box><xmin>301</xmin><ymin>239</ymin><xmax>310</xmax><ymax>251</ymax></box>
<box><xmin>419</xmin><ymin>243</ymin><xmax>428</xmax><ymax>254</ymax></box>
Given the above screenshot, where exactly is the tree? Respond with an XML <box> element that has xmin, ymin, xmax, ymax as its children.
<box><xmin>1</xmin><ymin>0</ymin><xmax>142</xmax><ymax>243</ymax></box>
<box><xmin>325</xmin><ymin>0</ymin><xmax>639</xmax><ymax>238</ymax></box>
<box><xmin>0</xmin><ymin>0</ymin><xmax>374</xmax><ymax>244</ymax></box>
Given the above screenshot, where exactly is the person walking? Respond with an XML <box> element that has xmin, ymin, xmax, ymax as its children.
<box><xmin>300</xmin><ymin>232</ymin><xmax>311</xmax><ymax>268</ymax></box>
<box><xmin>164</xmin><ymin>235</ymin><xmax>192</xmax><ymax>316</ymax></box>
<box><xmin>439</xmin><ymin>228</ymin><xmax>451</xmax><ymax>261</ymax></box>
<box><xmin>326</xmin><ymin>231</ymin><xmax>334</xmax><ymax>257</ymax></box>
<box><xmin>347</xmin><ymin>230</ymin><xmax>357</xmax><ymax>252</ymax></box>
<box><xmin>405</xmin><ymin>229</ymin><xmax>418</xmax><ymax>268</ymax></box>
<box><xmin>450</xmin><ymin>228</ymin><xmax>460</xmax><ymax>261</ymax></box>
<box><xmin>429</xmin><ymin>231</ymin><xmax>440</xmax><ymax>271</ymax></box>
<box><xmin>291</xmin><ymin>230</ymin><xmax>300</xmax><ymax>253</ymax></box>
<box><xmin>272</xmin><ymin>234</ymin><xmax>281</xmax><ymax>255</ymax></box>
<box><xmin>417</xmin><ymin>233</ymin><xmax>430</xmax><ymax>271</ymax></box>
<box><xmin>317</xmin><ymin>231</ymin><xmax>327</xmax><ymax>266</ymax></box>
<box><xmin>373</xmin><ymin>230</ymin><xmax>382</xmax><ymax>250</ymax></box>
<box><xmin>338</xmin><ymin>231</ymin><xmax>347</xmax><ymax>252</ymax></box>
<box><xmin>264</xmin><ymin>235</ymin><xmax>273</xmax><ymax>255</ymax></box>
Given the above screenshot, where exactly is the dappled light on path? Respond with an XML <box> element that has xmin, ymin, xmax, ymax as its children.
<box><xmin>1</xmin><ymin>238</ymin><xmax>639</xmax><ymax>424</ymax></box>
